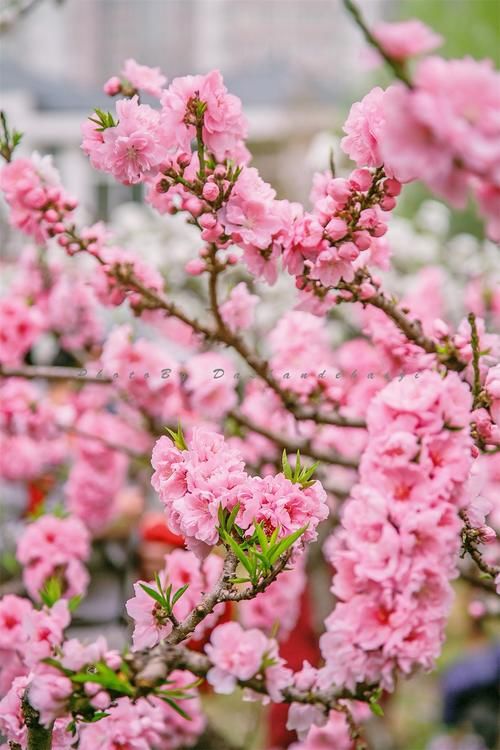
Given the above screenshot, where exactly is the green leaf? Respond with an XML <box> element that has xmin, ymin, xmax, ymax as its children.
<box><xmin>71</xmin><ymin>662</ymin><xmax>134</xmax><ymax>696</ymax></box>
<box><xmin>83</xmin><ymin>711</ymin><xmax>110</xmax><ymax>723</ymax></box>
<box><xmin>172</xmin><ymin>584</ymin><xmax>189</xmax><ymax>607</ymax></box>
<box><xmin>157</xmin><ymin>695</ymin><xmax>192</xmax><ymax>720</ymax></box>
<box><xmin>68</xmin><ymin>595</ymin><xmax>82</xmax><ymax>613</ymax></box>
<box><xmin>42</xmin><ymin>657</ymin><xmax>73</xmax><ymax>676</ymax></box>
<box><xmin>282</xmin><ymin>450</ymin><xmax>293</xmax><ymax>481</ymax></box>
<box><xmin>226</xmin><ymin>503</ymin><xmax>240</xmax><ymax>533</ymax></box>
<box><xmin>222</xmin><ymin>531</ymin><xmax>253</xmax><ymax>575</ymax></box>
<box><xmin>139</xmin><ymin>582</ymin><xmax>165</xmax><ymax>608</ymax></box>
<box><xmin>369</xmin><ymin>699</ymin><xmax>384</xmax><ymax>717</ymax></box>
<box><xmin>40</xmin><ymin>576</ymin><xmax>62</xmax><ymax>607</ymax></box>
<box><xmin>255</xmin><ymin>523</ymin><xmax>269</xmax><ymax>554</ymax></box>
<box><xmin>268</xmin><ymin>525</ymin><xmax>307</xmax><ymax>565</ymax></box>
<box><xmin>165</xmin><ymin>422</ymin><xmax>188</xmax><ymax>451</ymax></box>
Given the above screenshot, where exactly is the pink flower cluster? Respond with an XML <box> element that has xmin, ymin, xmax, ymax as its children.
<box><xmin>289</xmin><ymin>709</ymin><xmax>356</xmax><ymax>750</ymax></box>
<box><xmin>0</xmin><ymin>596</ymin><xmax>70</xmax><ymax>700</ymax></box>
<box><xmin>205</xmin><ymin>621</ymin><xmax>291</xmax><ymax>700</ymax></box>
<box><xmin>342</xmin><ymin>57</ymin><xmax>500</xmax><ymax>239</ymax></box>
<box><xmin>151</xmin><ymin>426</ymin><xmax>328</xmax><ymax>558</ymax></box>
<box><xmin>160</xmin><ymin>69</ymin><xmax>248</xmax><ymax>162</ymax></box>
<box><xmin>0</xmin><ymin>379</ymin><xmax>65</xmax><ymax>481</ymax></box>
<box><xmin>104</xmin><ymin>58</ymin><xmax>167</xmax><ymax>98</ymax></box>
<box><xmin>17</xmin><ymin>514</ymin><xmax>91</xmax><ymax>602</ymax></box>
<box><xmin>0</xmin><ymin>154</ymin><xmax>77</xmax><ymax>243</ymax></box>
<box><xmin>126</xmin><ymin>548</ymin><xmax>224</xmax><ymax>649</ymax></box>
<box><xmin>0</xmin><ymin>297</ymin><xmax>43</xmax><ymax>366</ymax></box>
<box><xmin>65</xmin><ymin>408</ymin><xmax>139</xmax><ymax>531</ymax></box>
<box><xmin>78</xmin><ymin>672</ymin><xmax>205</xmax><ymax>750</ymax></box>
<box><xmin>82</xmin><ymin>96</ymin><xmax>166</xmax><ymax>184</ymax></box>
<box><xmin>372</xmin><ymin>19</ymin><xmax>443</xmax><ymax>61</ymax></box>
<box><xmin>319</xmin><ymin>371</ymin><xmax>474</xmax><ymax>692</ymax></box>
<box><xmin>281</xmin><ymin>167</ymin><xmax>396</xmax><ymax>304</ymax></box>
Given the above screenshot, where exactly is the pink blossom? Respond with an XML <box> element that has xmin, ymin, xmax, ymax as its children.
<box><xmin>122</xmin><ymin>58</ymin><xmax>167</xmax><ymax>97</ymax></box>
<box><xmin>184</xmin><ymin>352</ymin><xmax>238</xmax><ymax>419</ymax></box>
<box><xmin>82</xmin><ymin>96</ymin><xmax>166</xmax><ymax>184</ymax></box>
<box><xmin>151</xmin><ymin>427</ymin><xmax>247</xmax><ymax>555</ymax></box>
<box><xmin>0</xmin><ymin>297</ymin><xmax>43</xmax><ymax>366</ymax></box>
<box><xmin>29</xmin><ymin>671</ymin><xmax>73</xmax><ymax>726</ymax></box>
<box><xmin>0</xmin><ymin>154</ymin><xmax>76</xmax><ymax>243</ymax></box>
<box><xmin>126</xmin><ymin>577</ymin><xmax>172</xmax><ymax>649</ymax></box>
<box><xmin>0</xmin><ymin>595</ymin><xmax>32</xmax><ymax>650</ymax></box>
<box><xmin>17</xmin><ymin>514</ymin><xmax>90</xmax><ymax>601</ymax></box>
<box><xmin>218</xmin><ymin>167</ymin><xmax>284</xmax><ymax>249</ymax></box>
<box><xmin>160</xmin><ymin>70</ymin><xmax>248</xmax><ymax>162</ymax></box>
<box><xmin>372</xmin><ymin>19</ymin><xmax>443</xmax><ymax>61</ymax></box>
<box><xmin>289</xmin><ymin>710</ymin><xmax>357</xmax><ymax>750</ymax></box>
<box><xmin>220</xmin><ymin>282</ymin><xmax>259</xmax><ymax>333</ymax></box>
<box><xmin>341</xmin><ymin>87</ymin><xmax>387</xmax><ymax>168</ymax></box>
<box><xmin>205</xmin><ymin>621</ymin><xmax>268</xmax><ymax>693</ymax></box>
<box><xmin>23</xmin><ymin>600</ymin><xmax>70</xmax><ymax>667</ymax></box>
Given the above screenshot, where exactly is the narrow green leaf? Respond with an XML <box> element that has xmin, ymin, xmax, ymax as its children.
<box><xmin>139</xmin><ymin>583</ymin><xmax>165</xmax><ymax>607</ymax></box>
<box><xmin>158</xmin><ymin>695</ymin><xmax>192</xmax><ymax>720</ymax></box>
<box><xmin>222</xmin><ymin>531</ymin><xmax>253</xmax><ymax>575</ymax></box>
<box><xmin>172</xmin><ymin>584</ymin><xmax>189</xmax><ymax>607</ymax></box>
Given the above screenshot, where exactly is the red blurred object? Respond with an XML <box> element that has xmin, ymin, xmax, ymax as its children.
<box><xmin>140</xmin><ymin>512</ymin><xmax>185</xmax><ymax>547</ymax></box>
<box><xmin>268</xmin><ymin>585</ymin><xmax>320</xmax><ymax>748</ymax></box>
<box><xmin>26</xmin><ymin>475</ymin><xmax>55</xmax><ymax>516</ymax></box>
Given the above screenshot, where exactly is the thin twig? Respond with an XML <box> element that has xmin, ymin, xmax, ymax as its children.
<box><xmin>343</xmin><ymin>0</ymin><xmax>412</xmax><ymax>86</ymax></box>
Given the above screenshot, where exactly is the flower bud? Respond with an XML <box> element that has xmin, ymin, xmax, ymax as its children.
<box><xmin>202</xmin><ymin>182</ymin><xmax>220</xmax><ymax>201</ymax></box>
<box><xmin>338</xmin><ymin>241</ymin><xmax>359</xmax><ymax>261</ymax></box>
<box><xmin>352</xmin><ymin>230</ymin><xmax>371</xmax><ymax>251</ymax></box>
<box><xmin>325</xmin><ymin>217</ymin><xmax>348</xmax><ymax>241</ymax></box>
<box><xmin>349</xmin><ymin>168</ymin><xmax>372</xmax><ymax>192</ymax></box>
<box><xmin>199</xmin><ymin>213</ymin><xmax>217</xmax><ymax>230</ymax></box>
<box><xmin>103</xmin><ymin>76</ymin><xmax>122</xmax><ymax>96</ymax></box>
<box><xmin>327</xmin><ymin>178</ymin><xmax>351</xmax><ymax>205</ymax></box>
<box><xmin>185</xmin><ymin>258</ymin><xmax>206</xmax><ymax>276</ymax></box>
<box><xmin>384</xmin><ymin>178</ymin><xmax>402</xmax><ymax>197</ymax></box>
<box><xmin>380</xmin><ymin>195</ymin><xmax>397</xmax><ymax>212</ymax></box>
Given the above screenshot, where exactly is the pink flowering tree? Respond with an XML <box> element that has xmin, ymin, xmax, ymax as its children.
<box><xmin>0</xmin><ymin>2</ymin><xmax>499</xmax><ymax>749</ymax></box>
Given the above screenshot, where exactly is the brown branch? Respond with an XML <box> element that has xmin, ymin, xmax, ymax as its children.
<box><xmin>343</xmin><ymin>0</ymin><xmax>412</xmax><ymax>86</ymax></box>
<box><xmin>229</xmin><ymin>410</ymin><xmax>359</xmax><ymax>469</ymax></box>
<box><xmin>460</xmin><ymin>510</ymin><xmax>499</xmax><ymax>581</ymax></box>
<box><xmin>22</xmin><ymin>693</ymin><xmax>53</xmax><ymax>750</ymax></box>
<box><xmin>0</xmin><ymin>364</ymin><xmax>112</xmax><ymax>384</ymax></box>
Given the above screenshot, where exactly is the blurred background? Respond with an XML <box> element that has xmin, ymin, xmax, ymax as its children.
<box><xmin>1</xmin><ymin>1</ymin><xmax>499</xmax><ymax>749</ymax></box>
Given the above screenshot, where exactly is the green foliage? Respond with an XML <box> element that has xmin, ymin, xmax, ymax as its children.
<box><xmin>218</xmin><ymin>504</ymin><xmax>307</xmax><ymax>587</ymax></box>
<box><xmin>88</xmin><ymin>108</ymin><xmax>118</xmax><ymax>131</ymax></box>
<box><xmin>139</xmin><ymin>572</ymin><xmax>189</xmax><ymax>618</ymax></box>
<box><xmin>39</xmin><ymin>576</ymin><xmax>62</xmax><ymax>607</ymax></box>
<box><xmin>0</xmin><ymin>111</ymin><xmax>23</xmax><ymax>163</ymax></box>
<box><xmin>165</xmin><ymin>422</ymin><xmax>188</xmax><ymax>451</ymax></box>
<box><xmin>282</xmin><ymin>450</ymin><xmax>319</xmax><ymax>488</ymax></box>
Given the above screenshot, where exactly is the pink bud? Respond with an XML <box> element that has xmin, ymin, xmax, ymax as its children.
<box><xmin>295</xmin><ymin>276</ymin><xmax>307</xmax><ymax>291</ymax></box>
<box><xmin>338</xmin><ymin>242</ymin><xmax>359</xmax><ymax>261</ymax></box>
<box><xmin>199</xmin><ymin>213</ymin><xmax>217</xmax><ymax>230</ymax></box>
<box><xmin>213</xmin><ymin>165</ymin><xmax>226</xmax><ymax>178</ymax></box>
<box><xmin>91</xmin><ymin>691</ymin><xmax>111</xmax><ymax>710</ymax></box>
<box><xmin>64</xmin><ymin>198</ymin><xmax>78</xmax><ymax>211</ymax></box>
<box><xmin>349</xmin><ymin>168</ymin><xmax>372</xmax><ymax>193</ymax></box>
<box><xmin>327</xmin><ymin>178</ymin><xmax>351</xmax><ymax>205</ymax></box>
<box><xmin>176</xmin><ymin>152</ymin><xmax>192</xmax><ymax>168</ymax></box>
<box><xmin>380</xmin><ymin>195</ymin><xmax>396</xmax><ymax>212</ymax></box>
<box><xmin>103</xmin><ymin>76</ymin><xmax>122</xmax><ymax>96</ymax></box>
<box><xmin>57</xmin><ymin>234</ymin><xmax>70</xmax><ymax>247</ymax></box>
<box><xmin>24</xmin><ymin>188</ymin><xmax>46</xmax><ymax>209</ymax></box>
<box><xmin>227</xmin><ymin>253</ymin><xmax>238</xmax><ymax>265</ymax></box>
<box><xmin>104</xmin><ymin>652</ymin><xmax>122</xmax><ymax>670</ymax></box>
<box><xmin>202</xmin><ymin>182</ymin><xmax>220</xmax><ymax>201</ymax></box>
<box><xmin>325</xmin><ymin>217</ymin><xmax>348</xmax><ymax>241</ymax></box>
<box><xmin>52</xmin><ymin>222</ymin><xmax>66</xmax><ymax>234</ymax></box>
<box><xmin>68</xmin><ymin>243</ymin><xmax>80</xmax><ymax>254</ymax></box>
<box><xmin>84</xmin><ymin>682</ymin><xmax>100</xmax><ymax>697</ymax></box>
<box><xmin>384</xmin><ymin>178</ymin><xmax>402</xmax><ymax>197</ymax></box>
<box><xmin>359</xmin><ymin>282</ymin><xmax>376</xmax><ymax>300</ymax></box>
<box><xmin>478</xmin><ymin>525</ymin><xmax>496</xmax><ymax>544</ymax></box>
<box><xmin>184</xmin><ymin>197</ymin><xmax>203</xmax><ymax>216</ymax></box>
<box><xmin>43</xmin><ymin>209</ymin><xmax>59</xmax><ymax>223</ymax></box>
<box><xmin>352</xmin><ymin>230</ymin><xmax>371</xmax><ymax>251</ymax></box>
<box><xmin>468</xmin><ymin>600</ymin><xmax>486</xmax><ymax>618</ymax></box>
<box><xmin>185</xmin><ymin>258</ymin><xmax>206</xmax><ymax>276</ymax></box>
<box><xmin>372</xmin><ymin>222</ymin><xmax>388</xmax><ymax>237</ymax></box>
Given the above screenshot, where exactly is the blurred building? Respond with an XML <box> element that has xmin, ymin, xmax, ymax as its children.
<box><xmin>0</xmin><ymin>0</ymin><xmax>384</xmax><ymax>218</ymax></box>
